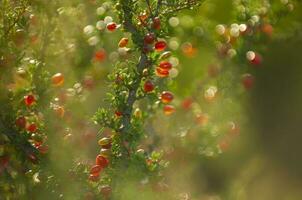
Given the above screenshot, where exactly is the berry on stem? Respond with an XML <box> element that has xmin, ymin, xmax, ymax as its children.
<box><xmin>155</xmin><ymin>41</ymin><xmax>167</xmax><ymax>52</ymax></box>
<box><xmin>155</xmin><ymin>67</ymin><xmax>169</xmax><ymax>78</ymax></box>
<box><xmin>118</xmin><ymin>37</ymin><xmax>129</xmax><ymax>47</ymax></box>
<box><xmin>96</xmin><ymin>155</ymin><xmax>109</xmax><ymax>168</ymax></box>
<box><xmin>24</xmin><ymin>94</ymin><xmax>36</xmax><ymax>106</ymax></box>
<box><xmin>144</xmin><ymin>33</ymin><xmax>155</xmax><ymax>44</ymax></box>
<box><xmin>152</xmin><ymin>17</ymin><xmax>161</xmax><ymax>30</ymax></box>
<box><xmin>51</xmin><ymin>73</ymin><xmax>64</xmax><ymax>87</ymax></box>
<box><xmin>160</xmin><ymin>91</ymin><xmax>174</xmax><ymax>104</ymax></box>
<box><xmin>16</xmin><ymin>116</ymin><xmax>26</xmax><ymax>128</ymax></box>
<box><xmin>144</xmin><ymin>80</ymin><xmax>154</xmax><ymax>93</ymax></box>
<box><xmin>90</xmin><ymin>165</ymin><xmax>103</xmax><ymax>176</ymax></box>
<box><xmin>106</xmin><ymin>22</ymin><xmax>117</xmax><ymax>31</ymax></box>
<box><xmin>158</xmin><ymin>61</ymin><xmax>172</xmax><ymax>71</ymax></box>
<box><xmin>27</xmin><ymin>123</ymin><xmax>37</xmax><ymax>133</ymax></box>
<box><xmin>163</xmin><ymin>105</ymin><xmax>176</xmax><ymax>116</ymax></box>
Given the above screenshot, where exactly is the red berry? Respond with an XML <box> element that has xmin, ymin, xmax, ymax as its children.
<box><xmin>154</xmin><ymin>41</ymin><xmax>167</xmax><ymax>52</ymax></box>
<box><xmin>163</xmin><ymin>105</ymin><xmax>175</xmax><ymax>116</ymax></box>
<box><xmin>27</xmin><ymin>123</ymin><xmax>37</xmax><ymax>133</ymax></box>
<box><xmin>16</xmin><ymin>116</ymin><xmax>26</xmax><ymax>128</ymax></box>
<box><xmin>96</xmin><ymin>155</ymin><xmax>109</xmax><ymax>168</ymax></box>
<box><xmin>144</xmin><ymin>80</ymin><xmax>154</xmax><ymax>93</ymax></box>
<box><xmin>24</xmin><ymin>94</ymin><xmax>35</xmax><ymax>106</ymax></box>
<box><xmin>89</xmin><ymin>174</ymin><xmax>99</xmax><ymax>182</ymax></box>
<box><xmin>106</xmin><ymin>22</ymin><xmax>117</xmax><ymax>31</ymax></box>
<box><xmin>90</xmin><ymin>165</ymin><xmax>103</xmax><ymax>176</ymax></box>
<box><xmin>115</xmin><ymin>111</ymin><xmax>122</xmax><ymax>117</ymax></box>
<box><xmin>247</xmin><ymin>51</ymin><xmax>262</xmax><ymax>66</ymax></box>
<box><xmin>144</xmin><ymin>33</ymin><xmax>155</xmax><ymax>44</ymax></box>
<box><xmin>158</xmin><ymin>61</ymin><xmax>172</xmax><ymax>71</ymax></box>
<box><xmin>160</xmin><ymin>91</ymin><xmax>174</xmax><ymax>104</ymax></box>
<box><xmin>152</xmin><ymin>17</ymin><xmax>161</xmax><ymax>30</ymax></box>
<box><xmin>251</xmin><ymin>54</ymin><xmax>262</xmax><ymax>65</ymax></box>
<box><xmin>242</xmin><ymin>73</ymin><xmax>254</xmax><ymax>90</ymax></box>
<box><xmin>155</xmin><ymin>67</ymin><xmax>169</xmax><ymax>77</ymax></box>
<box><xmin>94</xmin><ymin>49</ymin><xmax>106</xmax><ymax>62</ymax></box>
<box><xmin>51</xmin><ymin>73</ymin><xmax>64</xmax><ymax>87</ymax></box>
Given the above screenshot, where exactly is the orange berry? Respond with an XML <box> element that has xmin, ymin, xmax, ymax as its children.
<box><xmin>118</xmin><ymin>37</ymin><xmax>129</xmax><ymax>47</ymax></box>
<box><xmin>94</xmin><ymin>49</ymin><xmax>106</xmax><ymax>62</ymax></box>
<box><xmin>51</xmin><ymin>73</ymin><xmax>64</xmax><ymax>87</ymax></box>
<box><xmin>163</xmin><ymin>105</ymin><xmax>175</xmax><ymax>115</ymax></box>
<box><xmin>161</xmin><ymin>91</ymin><xmax>174</xmax><ymax>104</ymax></box>
<box><xmin>155</xmin><ymin>67</ymin><xmax>169</xmax><ymax>77</ymax></box>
